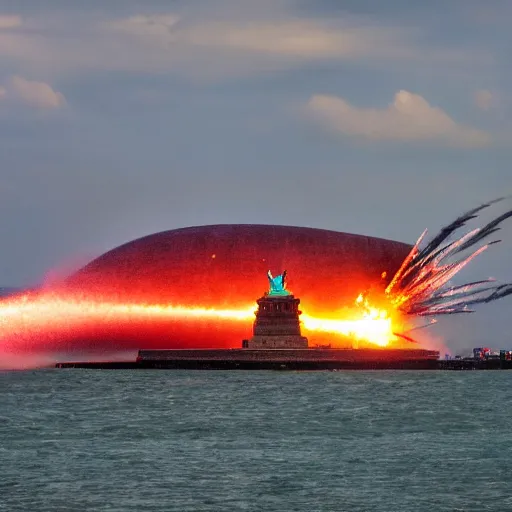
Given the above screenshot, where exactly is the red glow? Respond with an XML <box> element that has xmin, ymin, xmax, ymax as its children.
<box><xmin>0</xmin><ymin>225</ymin><xmax>415</xmax><ymax>365</ymax></box>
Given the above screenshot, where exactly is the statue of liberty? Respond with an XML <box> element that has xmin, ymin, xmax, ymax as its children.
<box><xmin>267</xmin><ymin>270</ymin><xmax>290</xmax><ymax>296</ymax></box>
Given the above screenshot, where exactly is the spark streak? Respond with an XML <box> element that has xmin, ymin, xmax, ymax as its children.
<box><xmin>384</xmin><ymin>198</ymin><xmax>512</xmax><ymax>318</ymax></box>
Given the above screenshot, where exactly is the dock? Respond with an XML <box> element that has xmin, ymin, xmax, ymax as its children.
<box><xmin>55</xmin><ymin>347</ymin><xmax>439</xmax><ymax>370</ymax></box>
<box><xmin>54</xmin><ymin>348</ymin><xmax>512</xmax><ymax>370</ymax></box>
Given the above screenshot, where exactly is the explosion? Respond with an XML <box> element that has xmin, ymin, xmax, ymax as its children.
<box><xmin>301</xmin><ymin>197</ymin><xmax>512</xmax><ymax>345</ymax></box>
<box><xmin>385</xmin><ymin>199</ymin><xmax>512</xmax><ymax>317</ymax></box>
<box><xmin>0</xmin><ymin>199</ymin><xmax>511</xmax><ymax>359</ymax></box>
<box><xmin>301</xmin><ymin>293</ymin><xmax>398</xmax><ymax>347</ymax></box>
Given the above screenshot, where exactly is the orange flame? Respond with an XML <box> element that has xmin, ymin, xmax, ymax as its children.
<box><xmin>301</xmin><ymin>293</ymin><xmax>400</xmax><ymax>347</ymax></box>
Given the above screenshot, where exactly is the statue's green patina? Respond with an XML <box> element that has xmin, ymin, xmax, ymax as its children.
<box><xmin>267</xmin><ymin>270</ymin><xmax>290</xmax><ymax>296</ymax></box>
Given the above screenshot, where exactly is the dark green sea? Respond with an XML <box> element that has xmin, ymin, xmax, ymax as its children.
<box><xmin>1</xmin><ymin>370</ymin><xmax>512</xmax><ymax>511</ymax></box>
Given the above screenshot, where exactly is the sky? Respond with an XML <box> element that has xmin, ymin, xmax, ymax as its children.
<box><xmin>0</xmin><ymin>0</ymin><xmax>511</xmax><ymax>351</ymax></box>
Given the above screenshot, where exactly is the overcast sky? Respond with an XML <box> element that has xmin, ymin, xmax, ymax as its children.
<box><xmin>0</xmin><ymin>0</ymin><xmax>510</xmax><ymax>350</ymax></box>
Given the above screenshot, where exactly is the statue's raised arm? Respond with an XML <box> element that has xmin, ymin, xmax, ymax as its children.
<box><xmin>267</xmin><ymin>269</ymin><xmax>290</xmax><ymax>296</ymax></box>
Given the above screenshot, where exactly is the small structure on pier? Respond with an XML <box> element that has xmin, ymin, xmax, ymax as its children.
<box><xmin>242</xmin><ymin>270</ymin><xmax>308</xmax><ymax>349</ymax></box>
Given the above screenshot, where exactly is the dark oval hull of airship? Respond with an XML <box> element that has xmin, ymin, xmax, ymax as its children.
<box><xmin>60</xmin><ymin>224</ymin><xmax>411</xmax><ymax>350</ymax></box>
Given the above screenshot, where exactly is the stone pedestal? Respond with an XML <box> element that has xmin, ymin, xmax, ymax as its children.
<box><xmin>244</xmin><ymin>295</ymin><xmax>308</xmax><ymax>349</ymax></box>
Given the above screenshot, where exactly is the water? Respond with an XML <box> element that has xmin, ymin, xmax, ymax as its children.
<box><xmin>1</xmin><ymin>370</ymin><xmax>512</xmax><ymax>511</ymax></box>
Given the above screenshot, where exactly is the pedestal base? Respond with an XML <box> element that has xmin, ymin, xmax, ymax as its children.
<box><xmin>246</xmin><ymin>335</ymin><xmax>309</xmax><ymax>349</ymax></box>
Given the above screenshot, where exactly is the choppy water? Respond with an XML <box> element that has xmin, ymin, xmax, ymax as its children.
<box><xmin>1</xmin><ymin>370</ymin><xmax>512</xmax><ymax>511</ymax></box>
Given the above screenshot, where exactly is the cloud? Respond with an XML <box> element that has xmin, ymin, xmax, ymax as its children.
<box><xmin>103</xmin><ymin>14</ymin><xmax>180</xmax><ymax>42</ymax></box>
<box><xmin>474</xmin><ymin>89</ymin><xmax>495</xmax><ymax>111</ymax></box>
<box><xmin>306</xmin><ymin>90</ymin><xmax>491</xmax><ymax>148</ymax></box>
<box><xmin>0</xmin><ymin>3</ymin><xmax>485</xmax><ymax>80</ymax></box>
<box><xmin>0</xmin><ymin>75</ymin><xmax>65</xmax><ymax>109</ymax></box>
<box><xmin>102</xmin><ymin>14</ymin><xmax>408</xmax><ymax>60</ymax></box>
<box><xmin>0</xmin><ymin>14</ymin><xmax>22</xmax><ymax>29</ymax></box>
